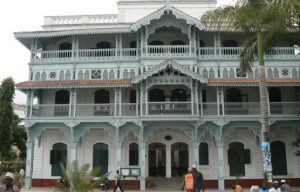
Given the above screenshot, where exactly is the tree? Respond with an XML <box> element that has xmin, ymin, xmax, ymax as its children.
<box><xmin>0</xmin><ymin>77</ymin><xmax>15</xmax><ymax>161</ymax></box>
<box><xmin>201</xmin><ymin>0</ymin><xmax>299</xmax><ymax>181</ymax></box>
<box><xmin>11</xmin><ymin>114</ymin><xmax>27</xmax><ymax>160</ymax></box>
<box><xmin>55</xmin><ymin>160</ymin><xmax>109</xmax><ymax>192</ymax></box>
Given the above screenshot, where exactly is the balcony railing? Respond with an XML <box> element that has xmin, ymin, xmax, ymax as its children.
<box><xmin>28</xmin><ymin>102</ymin><xmax>300</xmax><ymax>118</ymax></box>
<box><xmin>32</xmin><ymin>46</ymin><xmax>299</xmax><ymax>62</ymax></box>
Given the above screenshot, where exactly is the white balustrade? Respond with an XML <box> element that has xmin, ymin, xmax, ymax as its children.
<box><xmin>197</xmin><ymin>47</ymin><xmax>215</xmax><ymax>57</ymax></box>
<box><xmin>147</xmin><ymin>45</ymin><xmax>190</xmax><ymax>57</ymax></box>
<box><xmin>44</xmin><ymin>15</ymin><xmax>118</xmax><ymax>26</ymax></box>
<box><xmin>28</xmin><ymin>102</ymin><xmax>300</xmax><ymax>118</ymax></box>
<box><xmin>220</xmin><ymin>47</ymin><xmax>242</xmax><ymax>57</ymax></box>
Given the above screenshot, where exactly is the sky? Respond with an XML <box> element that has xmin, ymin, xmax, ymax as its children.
<box><xmin>0</xmin><ymin>0</ymin><xmax>234</xmax><ymax>105</ymax></box>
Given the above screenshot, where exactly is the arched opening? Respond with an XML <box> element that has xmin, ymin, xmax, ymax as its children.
<box><xmin>50</xmin><ymin>143</ymin><xmax>67</xmax><ymax>176</ymax></box>
<box><xmin>59</xmin><ymin>42</ymin><xmax>72</xmax><ymax>57</ymax></box>
<box><xmin>199</xmin><ymin>142</ymin><xmax>209</xmax><ymax>165</ymax></box>
<box><xmin>199</xmin><ymin>40</ymin><xmax>205</xmax><ymax>47</ymax></box>
<box><xmin>171</xmin><ymin>89</ymin><xmax>187</xmax><ymax>101</ymax></box>
<box><xmin>149</xmin><ymin>89</ymin><xmax>165</xmax><ymax>102</ymax></box>
<box><xmin>129</xmin><ymin>143</ymin><xmax>139</xmax><ymax>166</ymax></box>
<box><xmin>130</xmin><ymin>41</ymin><xmax>137</xmax><ymax>48</ymax></box>
<box><xmin>171</xmin><ymin>142</ymin><xmax>188</xmax><ymax>177</ymax></box>
<box><xmin>170</xmin><ymin>40</ymin><xmax>185</xmax><ymax>45</ymax></box>
<box><xmin>148</xmin><ymin>142</ymin><xmax>166</xmax><ymax>176</ymax></box>
<box><xmin>226</xmin><ymin>88</ymin><xmax>242</xmax><ymax>102</ymax></box>
<box><xmin>269</xmin><ymin>87</ymin><xmax>282</xmax><ymax>114</ymax></box>
<box><xmin>96</xmin><ymin>41</ymin><xmax>111</xmax><ymax>49</ymax></box>
<box><xmin>271</xmin><ymin>141</ymin><xmax>287</xmax><ymax>175</ymax></box>
<box><xmin>55</xmin><ymin>90</ymin><xmax>70</xmax><ymax>116</ymax></box>
<box><xmin>223</xmin><ymin>40</ymin><xmax>238</xmax><ymax>47</ymax></box>
<box><xmin>93</xmin><ymin>143</ymin><xmax>109</xmax><ymax>176</ymax></box>
<box><xmin>228</xmin><ymin>142</ymin><xmax>245</xmax><ymax>176</ymax></box>
<box><xmin>94</xmin><ymin>89</ymin><xmax>110</xmax><ymax>115</ymax></box>
<box><xmin>149</xmin><ymin>40</ymin><xmax>164</xmax><ymax>45</ymax></box>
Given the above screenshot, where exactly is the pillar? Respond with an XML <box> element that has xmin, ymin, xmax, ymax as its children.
<box><xmin>193</xmin><ymin>142</ymin><xmax>199</xmax><ymax>167</ymax></box>
<box><xmin>139</xmin><ymin>142</ymin><xmax>146</xmax><ymax>191</ymax></box>
<box><xmin>166</xmin><ymin>145</ymin><xmax>171</xmax><ymax>178</ymax></box>
<box><xmin>25</xmin><ymin>141</ymin><xmax>34</xmax><ymax>188</ymax></box>
<box><xmin>70</xmin><ymin>142</ymin><xmax>78</xmax><ymax>162</ymax></box>
<box><xmin>216</xmin><ymin>139</ymin><xmax>225</xmax><ymax>190</ymax></box>
<box><xmin>115</xmin><ymin>142</ymin><xmax>122</xmax><ymax>171</ymax></box>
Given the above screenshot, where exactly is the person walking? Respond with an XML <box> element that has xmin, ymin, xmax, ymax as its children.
<box><xmin>280</xmin><ymin>180</ymin><xmax>290</xmax><ymax>192</ymax></box>
<box><xmin>269</xmin><ymin>180</ymin><xmax>281</xmax><ymax>192</ymax></box>
<box><xmin>258</xmin><ymin>182</ymin><xmax>269</xmax><ymax>192</ymax></box>
<box><xmin>192</xmin><ymin>165</ymin><xmax>204</xmax><ymax>192</ymax></box>
<box><xmin>181</xmin><ymin>168</ymin><xmax>194</xmax><ymax>192</ymax></box>
<box><xmin>0</xmin><ymin>172</ymin><xmax>20</xmax><ymax>192</ymax></box>
<box><xmin>232</xmin><ymin>184</ymin><xmax>243</xmax><ymax>192</ymax></box>
<box><xmin>113</xmin><ymin>170</ymin><xmax>124</xmax><ymax>192</ymax></box>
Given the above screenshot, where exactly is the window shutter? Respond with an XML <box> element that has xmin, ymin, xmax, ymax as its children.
<box><xmin>244</xmin><ymin>149</ymin><xmax>251</xmax><ymax>164</ymax></box>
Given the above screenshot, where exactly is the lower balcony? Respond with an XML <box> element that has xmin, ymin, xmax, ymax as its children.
<box><xmin>28</xmin><ymin>102</ymin><xmax>300</xmax><ymax>118</ymax></box>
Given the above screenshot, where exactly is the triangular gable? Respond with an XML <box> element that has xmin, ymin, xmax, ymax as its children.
<box><xmin>131</xmin><ymin>5</ymin><xmax>205</xmax><ymax>31</ymax></box>
<box><xmin>131</xmin><ymin>60</ymin><xmax>208</xmax><ymax>84</ymax></box>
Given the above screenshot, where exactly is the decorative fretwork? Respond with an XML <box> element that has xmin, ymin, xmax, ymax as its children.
<box><xmin>147</xmin><ymin>14</ymin><xmax>189</xmax><ymax>38</ymax></box>
<box><xmin>131</xmin><ymin>5</ymin><xmax>205</xmax><ymax>31</ymax></box>
<box><xmin>91</xmin><ymin>70</ymin><xmax>102</xmax><ymax>79</ymax></box>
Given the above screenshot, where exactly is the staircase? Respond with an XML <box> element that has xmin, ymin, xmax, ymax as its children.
<box><xmin>148</xmin><ymin>177</ymin><xmax>183</xmax><ymax>191</ymax></box>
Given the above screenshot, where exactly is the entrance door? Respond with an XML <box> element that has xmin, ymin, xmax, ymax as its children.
<box><xmin>148</xmin><ymin>143</ymin><xmax>166</xmax><ymax>176</ymax></box>
<box><xmin>171</xmin><ymin>142</ymin><xmax>188</xmax><ymax>177</ymax></box>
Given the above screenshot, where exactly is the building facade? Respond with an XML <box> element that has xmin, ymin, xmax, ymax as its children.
<box><xmin>15</xmin><ymin>0</ymin><xmax>300</xmax><ymax>190</ymax></box>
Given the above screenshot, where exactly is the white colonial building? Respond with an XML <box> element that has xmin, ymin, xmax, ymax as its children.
<box><xmin>15</xmin><ymin>0</ymin><xmax>300</xmax><ymax>190</ymax></box>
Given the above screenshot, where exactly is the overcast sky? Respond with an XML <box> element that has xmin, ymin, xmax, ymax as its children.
<box><xmin>0</xmin><ymin>0</ymin><xmax>234</xmax><ymax>104</ymax></box>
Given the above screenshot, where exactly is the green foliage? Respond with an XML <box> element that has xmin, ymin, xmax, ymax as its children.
<box><xmin>54</xmin><ymin>160</ymin><xmax>109</xmax><ymax>192</ymax></box>
<box><xmin>11</xmin><ymin>114</ymin><xmax>27</xmax><ymax>160</ymax></box>
<box><xmin>0</xmin><ymin>161</ymin><xmax>25</xmax><ymax>173</ymax></box>
<box><xmin>0</xmin><ymin>77</ymin><xmax>15</xmax><ymax>160</ymax></box>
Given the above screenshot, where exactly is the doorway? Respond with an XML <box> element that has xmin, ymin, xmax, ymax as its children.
<box><xmin>171</xmin><ymin>142</ymin><xmax>188</xmax><ymax>177</ymax></box>
<box><xmin>148</xmin><ymin>142</ymin><xmax>166</xmax><ymax>176</ymax></box>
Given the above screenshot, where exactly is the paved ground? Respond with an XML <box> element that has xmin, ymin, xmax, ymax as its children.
<box><xmin>21</xmin><ymin>187</ymin><xmax>300</xmax><ymax>192</ymax></box>
<box><xmin>21</xmin><ymin>188</ymin><xmax>233</xmax><ymax>192</ymax></box>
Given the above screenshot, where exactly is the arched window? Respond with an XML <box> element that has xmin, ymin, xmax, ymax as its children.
<box><xmin>78</xmin><ymin>70</ymin><xmax>83</xmax><ymax>80</ymax></box>
<box><xmin>35</xmin><ymin>72</ymin><xmax>41</xmax><ymax>81</ymax></box>
<box><xmin>267</xmin><ymin>68</ymin><xmax>274</xmax><ymax>78</ymax></box>
<box><xmin>209</xmin><ymin>68</ymin><xmax>215</xmax><ymax>78</ymax></box>
<box><xmin>273</xmin><ymin>68</ymin><xmax>279</xmax><ymax>78</ymax></box>
<box><xmin>130</xmin><ymin>69</ymin><xmax>135</xmax><ymax>78</ymax></box>
<box><xmin>171</xmin><ymin>89</ymin><xmax>187</xmax><ymax>101</ymax></box>
<box><xmin>123</xmin><ymin>69</ymin><xmax>129</xmax><ymax>79</ymax></box>
<box><xmin>129</xmin><ymin>143</ymin><xmax>139</xmax><ymax>166</ymax></box>
<box><xmin>84</xmin><ymin>70</ymin><xmax>90</xmax><ymax>80</ymax></box>
<box><xmin>202</xmin><ymin>69</ymin><xmax>208</xmax><ymax>78</ymax></box>
<box><xmin>271</xmin><ymin>141</ymin><xmax>287</xmax><ymax>175</ymax></box>
<box><xmin>109</xmin><ymin>70</ymin><xmax>114</xmax><ymax>79</ymax></box>
<box><xmin>292</xmin><ymin>68</ymin><xmax>298</xmax><ymax>77</ymax></box>
<box><xmin>103</xmin><ymin>70</ymin><xmax>108</xmax><ymax>79</ymax></box>
<box><xmin>254</xmin><ymin>68</ymin><xmax>259</xmax><ymax>78</ymax></box>
<box><xmin>229</xmin><ymin>68</ymin><xmax>235</xmax><ymax>78</ymax></box>
<box><xmin>199</xmin><ymin>142</ymin><xmax>209</xmax><ymax>165</ymax></box>
<box><xmin>149</xmin><ymin>89</ymin><xmax>165</xmax><ymax>102</ymax></box>
<box><xmin>50</xmin><ymin>143</ymin><xmax>67</xmax><ymax>176</ymax></box>
<box><xmin>59</xmin><ymin>71</ymin><xmax>65</xmax><ymax>80</ymax></box>
<box><xmin>223</xmin><ymin>68</ymin><xmax>229</xmax><ymax>78</ymax></box>
<box><xmin>228</xmin><ymin>142</ymin><xmax>246</xmax><ymax>176</ymax></box>
<box><xmin>94</xmin><ymin>90</ymin><xmax>110</xmax><ymax>103</ymax></box>
<box><xmin>41</xmin><ymin>71</ymin><xmax>47</xmax><ymax>81</ymax></box>
<box><xmin>65</xmin><ymin>71</ymin><xmax>71</xmax><ymax>80</ymax></box>
<box><xmin>93</xmin><ymin>143</ymin><xmax>108</xmax><ymax>176</ymax></box>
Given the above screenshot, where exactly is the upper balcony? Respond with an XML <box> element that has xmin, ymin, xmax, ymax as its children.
<box><xmin>31</xmin><ymin>46</ymin><xmax>300</xmax><ymax>63</ymax></box>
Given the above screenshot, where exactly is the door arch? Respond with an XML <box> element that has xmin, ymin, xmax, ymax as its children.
<box><xmin>228</xmin><ymin>142</ymin><xmax>245</xmax><ymax>176</ymax></box>
<box><xmin>93</xmin><ymin>143</ymin><xmax>109</xmax><ymax>176</ymax></box>
<box><xmin>271</xmin><ymin>141</ymin><xmax>287</xmax><ymax>175</ymax></box>
<box><xmin>51</xmin><ymin>143</ymin><xmax>67</xmax><ymax>176</ymax></box>
<box><xmin>171</xmin><ymin>142</ymin><xmax>188</xmax><ymax>177</ymax></box>
<box><xmin>148</xmin><ymin>142</ymin><xmax>166</xmax><ymax>176</ymax></box>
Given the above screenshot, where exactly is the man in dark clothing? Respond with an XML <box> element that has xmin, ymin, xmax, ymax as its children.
<box><xmin>192</xmin><ymin>165</ymin><xmax>204</xmax><ymax>192</ymax></box>
<box><xmin>113</xmin><ymin>170</ymin><xmax>124</xmax><ymax>192</ymax></box>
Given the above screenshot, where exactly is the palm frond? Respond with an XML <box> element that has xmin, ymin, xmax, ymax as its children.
<box><xmin>240</xmin><ymin>35</ymin><xmax>257</xmax><ymax>72</ymax></box>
